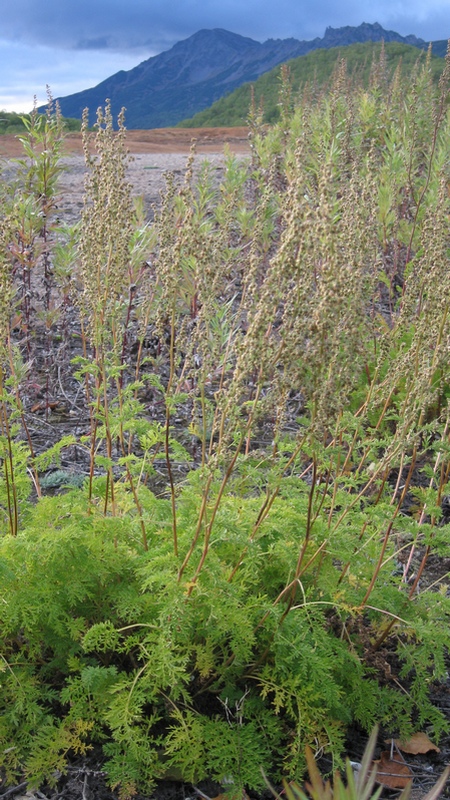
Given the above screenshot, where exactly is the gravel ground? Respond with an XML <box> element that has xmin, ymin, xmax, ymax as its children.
<box><xmin>57</xmin><ymin>152</ymin><xmax>240</xmax><ymax>224</ymax></box>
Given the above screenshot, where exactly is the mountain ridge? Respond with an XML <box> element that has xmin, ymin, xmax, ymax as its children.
<box><xmin>42</xmin><ymin>23</ymin><xmax>446</xmax><ymax>129</ymax></box>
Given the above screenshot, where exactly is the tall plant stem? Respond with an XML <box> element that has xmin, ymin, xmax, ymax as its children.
<box><xmin>113</xmin><ymin>369</ymin><xmax>149</xmax><ymax>552</ymax></box>
<box><xmin>178</xmin><ymin>473</ymin><xmax>213</xmax><ymax>582</ymax></box>
<box><xmin>227</xmin><ymin>436</ymin><xmax>308</xmax><ymax>583</ymax></box>
<box><xmin>187</xmin><ymin>441</ymin><xmax>245</xmax><ymax>592</ymax></box>
<box><xmin>99</xmin><ymin>354</ymin><xmax>116</xmax><ymax>516</ymax></box>
<box><xmin>292</xmin><ymin>459</ymin><xmax>317</xmax><ymax>585</ymax></box>
<box><xmin>180</xmin><ymin>380</ymin><xmax>264</xmax><ymax>585</ymax></box>
<box><xmin>0</xmin><ymin>367</ymin><xmax>18</xmax><ymax>536</ymax></box>
<box><xmin>7</xmin><ymin>335</ymin><xmax>41</xmax><ymax>497</ymax></box>
<box><xmin>165</xmin><ymin>308</ymin><xmax>178</xmax><ymax>557</ymax></box>
<box><xmin>359</xmin><ymin>521</ymin><xmax>394</xmax><ymax>609</ymax></box>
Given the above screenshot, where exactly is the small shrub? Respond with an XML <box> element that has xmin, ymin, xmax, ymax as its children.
<box><xmin>1</xmin><ymin>48</ymin><xmax>450</xmax><ymax>797</ymax></box>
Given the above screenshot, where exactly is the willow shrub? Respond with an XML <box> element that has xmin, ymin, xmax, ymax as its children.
<box><xmin>1</xmin><ymin>49</ymin><xmax>450</xmax><ymax>797</ymax></box>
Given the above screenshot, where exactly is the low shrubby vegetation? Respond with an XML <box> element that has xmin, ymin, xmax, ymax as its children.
<box><xmin>1</xmin><ymin>50</ymin><xmax>450</xmax><ymax>797</ymax></box>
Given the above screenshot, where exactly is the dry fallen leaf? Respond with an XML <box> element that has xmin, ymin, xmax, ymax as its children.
<box><xmin>389</xmin><ymin>731</ymin><xmax>441</xmax><ymax>755</ymax></box>
<box><xmin>373</xmin><ymin>750</ymin><xmax>413</xmax><ymax>789</ymax></box>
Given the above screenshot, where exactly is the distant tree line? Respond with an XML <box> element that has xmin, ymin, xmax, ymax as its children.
<box><xmin>0</xmin><ymin>110</ymin><xmax>81</xmax><ymax>134</ymax></box>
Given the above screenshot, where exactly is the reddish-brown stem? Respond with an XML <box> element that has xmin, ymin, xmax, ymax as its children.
<box><xmin>359</xmin><ymin>521</ymin><xmax>394</xmax><ymax>608</ymax></box>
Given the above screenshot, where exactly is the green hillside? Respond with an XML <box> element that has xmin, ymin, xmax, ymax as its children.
<box><xmin>178</xmin><ymin>41</ymin><xmax>445</xmax><ymax>127</ymax></box>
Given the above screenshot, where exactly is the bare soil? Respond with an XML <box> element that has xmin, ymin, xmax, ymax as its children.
<box><xmin>0</xmin><ymin>127</ymin><xmax>251</xmax><ymax>158</ymax></box>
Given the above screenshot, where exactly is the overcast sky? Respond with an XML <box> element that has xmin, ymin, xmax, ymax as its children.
<box><xmin>1</xmin><ymin>0</ymin><xmax>449</xmax><ymax>113</ymax></box>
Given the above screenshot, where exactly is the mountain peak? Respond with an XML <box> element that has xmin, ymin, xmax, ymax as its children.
<box><xmin>322</xmin><ymin>21</ymin><xmax>425</xmax><ymax>47</ymax></box>
<box><xmin>188</xmin><ymin>28</ymin><xmax>259</xmax><ymax>47</ymax></box>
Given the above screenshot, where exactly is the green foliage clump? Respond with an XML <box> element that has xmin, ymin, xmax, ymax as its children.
<box><xmin>1</xmin><ymin>475</ymin><xmax>448</xmax><ymax>795</ymax></box>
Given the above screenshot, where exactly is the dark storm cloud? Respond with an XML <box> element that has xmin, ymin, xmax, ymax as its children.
<box><xmin>1</xmin><ymin>0</ymin><xmax>449</xmax><ymax>55</ymax></box>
